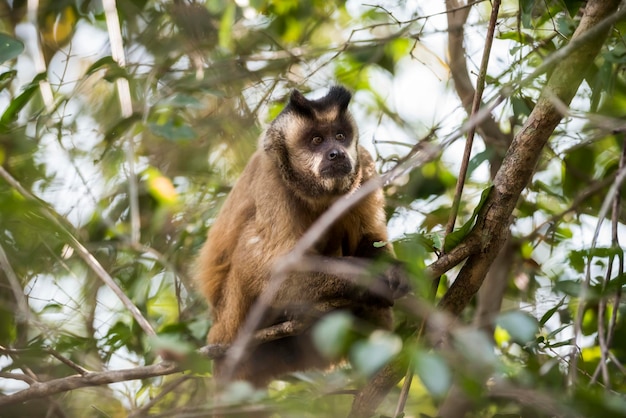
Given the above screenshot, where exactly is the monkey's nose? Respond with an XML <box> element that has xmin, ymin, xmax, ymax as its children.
<box><xmin>327</xmin><ymin>148</ymin><xmax>346</xmax><ymax>161</ymax></box>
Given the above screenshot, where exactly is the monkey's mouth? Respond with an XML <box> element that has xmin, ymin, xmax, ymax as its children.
<box><xmin>320</xmin><ymin>161</ymin><xmax>353</xmax><ymax>178</ymax></box>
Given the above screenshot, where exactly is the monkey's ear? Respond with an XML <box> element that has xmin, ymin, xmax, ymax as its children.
<box><xmin>326</xmin><ymin>86</ymin><xmax>352</xmax><ymax>112</ymax></box>
<box><xmin>289</xmin><ymin>89</ymin><xmax>314</xmax><ymax>116</ymax></box>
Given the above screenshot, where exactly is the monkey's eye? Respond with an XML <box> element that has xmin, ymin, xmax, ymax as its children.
<box><xmin>312</xmin><ymin>136</ymin><xmax>323</xmax><ymax>145</ymax></box>
<box><xmin>335</xmin><ymin>133</ymin><xmax>345</xmax><ymax>141</ymax></box>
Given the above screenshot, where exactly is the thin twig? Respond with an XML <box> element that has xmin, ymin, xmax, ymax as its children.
<box><xmin>606</xmin><ymin>133</ymin><xmax>625</xmax><ymax>349</ymax></box>
<box><xmin>445</xmin><ymin>0</ymin><xmax>501</xmax><ymax>235</ymax></box>
<box><xmin>0</xmin><ymin>372</ymin><xmax>37</xmax><ymax>385</ymax></box>
<box><xmin>103</xmin><ymin>0</ymin><xmax>140</xmax><ymax>244</ymax></box>
<box><xmin>487</xmin><ymin>384</ymin><xmax>583</xmax><ymax>418</ymax></box>
<box><xmin>128</xmin><ymin>375</ymin><xmax>193</xmax><ymax>417</ymax></box>
<box><xmin>0</xmin><ymin>243</ymin><xmax>30</xmax><ymax>323</ymax></box>
<box><xmin>525</xmin><ymin>174</ymin><xmax>616</xmax><ymax>242</ymax></box>
<box><xmin>45</xmin><ymin>347</ymin><xmax>90</xmax><ymax>376</ymax></box>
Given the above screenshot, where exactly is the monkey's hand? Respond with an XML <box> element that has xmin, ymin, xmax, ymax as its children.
<box><xmin>296</xmin><ymin>255</ymin><xmax>410</xmax><ymax>307</ymax></box>
<box><xmin>366</xmin><ymin>260</ymin><xmax>410</xmax><ymax>306</ymax></box>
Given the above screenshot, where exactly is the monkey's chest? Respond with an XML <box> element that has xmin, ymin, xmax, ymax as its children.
<box><xmin>315</xmin><ymin>223</ymin><xmax>359</xmax><ymax>257</ymax></box>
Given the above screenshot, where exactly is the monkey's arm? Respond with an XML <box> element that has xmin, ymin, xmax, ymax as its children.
<box><xmin>348</xmin><ymin>169</ymin><xmax>411</xmax><ymax>301</ymax></box>
<box><xmin>296</xmin><ymin>255</ymin><xmax>409</xmax><ymax>303</ymax></box>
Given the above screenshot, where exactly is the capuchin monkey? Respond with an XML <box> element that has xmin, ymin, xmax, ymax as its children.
<box><xmin>195</xmin><ymin>86</ymin><xmax>409</xmax><ymax>387</ymax></box>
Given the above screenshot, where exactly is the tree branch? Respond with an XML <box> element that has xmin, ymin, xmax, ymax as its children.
<box><xmin>439</xmin><ymin>0</ymin><xmax>622</xmax><ymax>315</ymax></box>
<box><xmin>0</xmin><ymin>319</ymin><xmax>310</xmax><ymax>407</ymax></box>
<box><xmin>0</xmin><ymin>363</ymin><xmax>180</xmax><ymax>407</ymax></box>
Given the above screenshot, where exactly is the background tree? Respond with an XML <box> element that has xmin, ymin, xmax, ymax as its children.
<box><xmin>0</xmin><ymin>0</ymin><xmax>625</xmax><ymax>417</ymax></box>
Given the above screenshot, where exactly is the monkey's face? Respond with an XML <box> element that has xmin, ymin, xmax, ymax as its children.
<box><xmin>290</xmin><ymin>120</ymin><xmax>358</xmax><ymax>190</ymax></box>
<box><xmin>264</xmin><ymin>87</ymin><xmax>362</xmax><ymax>199</ymax></box>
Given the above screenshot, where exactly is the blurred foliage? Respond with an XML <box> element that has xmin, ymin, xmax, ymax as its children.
<box><xmin>0</xmin><ymin>0</ymin><xmax>625</xmax><ymax>417</ymax></box>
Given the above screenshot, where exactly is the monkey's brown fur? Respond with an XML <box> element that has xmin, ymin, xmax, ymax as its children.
<box><xmin>195</xmin><ymin>86</ymin><xmax>407</xmax><ymax>386</ymax></box>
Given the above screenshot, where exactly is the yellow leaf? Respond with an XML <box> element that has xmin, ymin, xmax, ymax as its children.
<box><xmin>581</xmin><ymin>345</ymin><xmax>601</xmax><ymax>362</ymax></box>
<box><xmin>494</xmin><ymin>325</ymin><xmax>511</xmax><ymax>347</ymax></box>
<box><xmin>40</xmin><ymin>5</ymin><xmax>78</xmax><ymax>47</ymax></box>
<box><xmin>145</xmin><ymin>168</ymin><xmax>178</xmax><ymax>206</ymax></box>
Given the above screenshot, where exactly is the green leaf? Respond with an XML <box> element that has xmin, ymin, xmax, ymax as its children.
<box><xmin>0</xmin><ymin>33</ymin><xmax>24</xmax><ymax>64</ymax></box>
<box><xmin>563</xmin><ymin>145</ymin><xmax>595</xmax><ymax>198</ymax></box>
<box><xmin>166</xmin><ymin>94</ymin><xmax>203</xmax><ymax>109</ymax></box>
<box><xmin>556</xmin><ymin>15</ymin><xmax>576</xmax><ymax>38</ymax></box>
<box><xmin>148</xmin><ymin>120</ymin><xmax>196</xmax><ymax>141</ymax></box>
<box><xmin>350</xmin><ymin>330</ymin><xmax>402</xmax><ymax>377</ymax></box>
<box><xmin>569</xmin><ymin>250</ymin><xmax>586</xmax><ymax>273</ymax></box>
<box><xmin>0</xmin><ymin>73</ymin><xmax>47</xmax><ymax>129</ymax></box>
<box><xmin>104</xmin><ymin>113</ymin><xmax>142</xmax><ymax>143</ymax></box>
<box><xmin>413</xmin><ymin>351</ymin><xmax>452</xmax><ymax>398</ymax></box>
<box><xmin>520</xmin><ymin>0</ymin><xmax>534</xmax><ymax>28</ymax></box>
<box><xmin>568</xmin><ymin>247</ymin><xmax>625</xmax><ymax>275</ymax></box>
<box><xmin>41</xmin><ymin>303</ymin><xmax>63</xmax><ymax>313</ymax></box>
<box><xmin>467</xmin><ymin>149</ymin><xmax>492</xmax><ymax>177</ymax></box>
<box><xmin>218</xmin><ymin>2</ymin><xmax>236</xmax><ymax>51</ymax></box>
<box><xmin>187</xmin><ymin>319</ymin><xmax>211</xmax><ymax>341</ymax></box>
<box><xmin>584</xmin><ymin>247</ymin><xmax>624</xmax><ymax>259</ymax></box>
<box><xmin>590</xmin><ymin>272</ymin><xmax>626</xmax><ymax>297</ymax></box>
<box><xmin>221</xmin><ymin>380</ymin><xmax>266</xmax><ymax>404</ymax></box>
<box><xmin>148</xmin><ymin>334</ymin><xmax>195</xmax><ymax>357</ymax></box>
<box><xmin>544</xmin><ymin>325</ymin><xmax>570</xmax><ymax>342</ymax></box>
<box><xmin>85</xmin><ymin>55</ymin><xmax>128</xmax><ymax>81</ymax></box>
<box><xmin>497</xmin><ymin>31</ymin><xmax>535</xmax><ymax>45</ymax></box>
<box><xmin>496</xmin><ymin>311</ymin><xmax>538</xmax><ymax>344</ymax></box>
<box><xmin>452</xmin><ymin>328</ymin><xmax>497</xmax><ymax>369</ymax></box>
<box><xmin>545</xmin><ymin>339</ymin><xmax>573</xmax><ymax>349</ymax></box>
<box><xmin>444</xmin><ymin>185</ymin><xmax>493</xmax><ymax>252</ymax></box>
<box><xmin>0</xmin><ymin>307</ymin><xmax>16</xmax><ymax>343</ymax></box>
<box><xmin>312</xmin><ymin>311</ymin><xmax>354</xmax><ymax>359</ymax></box>
<box><xmin>539</xmin><ymin>297</ymin><xmax>566</xmax><ymax>326</ymax></box>
<box><xmin>511</xmin><ymin>95</ymin><xmax>534</xmax><ymax>117</ymax></box>
<box><xmin>0</xmin><ymin>70</ymin><xmax>17</xmax><ymax>91</ymax></box>
<box><xmin>554</xmin><ymin>280</ymin><xmax>582</xmax><ymax>297</ymax></box>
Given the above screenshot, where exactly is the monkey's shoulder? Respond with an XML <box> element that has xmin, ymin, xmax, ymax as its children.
<box><xmin>357</xmin><ymin>145</ymin><xmax>378</xmax><ymax>182</ymax></box>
